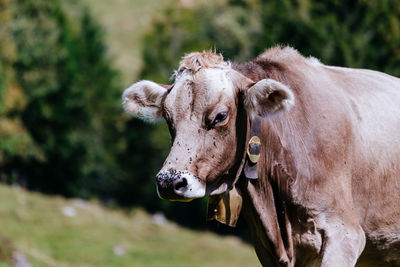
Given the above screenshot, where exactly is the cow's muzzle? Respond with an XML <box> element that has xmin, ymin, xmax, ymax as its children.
<box><xmin>155</xmin><ymin>169</ymin><xmax>206</xmax><ymax>201</ymax></box>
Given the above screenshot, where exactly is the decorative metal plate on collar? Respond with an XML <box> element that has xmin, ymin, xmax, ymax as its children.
<box><xmin>247</xmin><ymin>136</ymin><xmax>261</xmax><ymax>163</ymax></box>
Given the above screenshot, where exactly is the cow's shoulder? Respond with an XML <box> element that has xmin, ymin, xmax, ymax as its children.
<box><xmin>233</xmin><ymin>46</ymin><xmax>322</xmax><ymax>84</ymax></box>
<box><xmin>257</xmin><ymin>46</ymin><xmax>303</xmax><ymax>63</ymax></box>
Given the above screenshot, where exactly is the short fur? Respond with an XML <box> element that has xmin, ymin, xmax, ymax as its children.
<box><xmin>123</xmin><ymin>46</ymin><xmax>400</xmax><ymax>266</ymax></box>
<box><xmin>122</xmin><ymin>80</ymin><xmax>168</xmax><ymax>121</ymax></box>
<box><xmin>179</xmin><ymin>51</ymin><xmax>228</xmax><ymax>72</ymax></box>
<box><xmin>234</xmin><ymin>47</ymin><xmax>400</xmax><ymax>266</ymax></box>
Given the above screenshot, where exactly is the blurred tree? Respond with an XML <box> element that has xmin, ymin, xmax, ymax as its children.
<box><xmin>75</xmin><ymin>11</ymin><xmax>165</xmax><ymax>207</ymax></box>
<box><xmin>252</xmin><ymin>0</ymin><xmax>400</xmax><ymax>75</ymax></box>
<box><xmin>11</xmin><ymin>0</ymin><xmax>91</xmax><ymax>195</ymax></box>
<box><xmin>142</xmin><ymin>0</ymin><xmax>400</xmax><ymax>78</ymax></box>
<box><xmin>0</xmin><ymin>0</ymin><xmax>42</xmax><ymax>184</ymax></box>
<box><xmin>141</xmin><ymin>1</ymin><xmax>262</xmax><ymax>83</ymax></box>
<box><xmin>8</xmin><ymin>0</ymin><xmax>129</xmax><ymax>200</ymax></box>
<box><xmin>1</xmin><ymin>0</ymin><xmax>164</xmax><ymax>212</ymax></box>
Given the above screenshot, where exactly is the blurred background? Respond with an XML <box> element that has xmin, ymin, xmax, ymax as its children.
<box><xmin>0</xmin><ymin>0</ymin><xmax>400</xmax><ymax>266</ymax></box>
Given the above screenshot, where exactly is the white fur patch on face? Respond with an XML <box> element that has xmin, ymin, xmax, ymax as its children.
<box><xmin>198</xmin><ymin>68</ymin><xmax>236</xmax><ymax>97</ymax></box>
<box><xmin>175</xmin><ymin>171</ymin><xmax>206</xmax><ymax>199</ymax></box>
<box><xmin>122</xmin><ymin>80</ymin><xmax>167</xmax><ymax>122</ymax></box>
<box><xmin>172</xmin><ymin>66</ymin><xmax>235</xmax><ymax>95</ymax></box>
<box><xmin>156</xmin><ymin>170</ymin><xmax>206</xmax><ymax>200</ymax></box>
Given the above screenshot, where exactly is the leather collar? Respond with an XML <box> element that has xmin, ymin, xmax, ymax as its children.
<box><xmin>207</xmin><ymin>115</ymin><xmax>261</xmax><ymax>227</ymax></box>
<box><xmin>244</xmin><ymin>116</ymin><xmax>261</xmax><ymax>179</ymax></box>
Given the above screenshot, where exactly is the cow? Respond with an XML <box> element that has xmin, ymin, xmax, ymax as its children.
<box><xmin>122</xmin><ymin>46</ymin><xmax>400</xmax><ymax>266</ymax></box>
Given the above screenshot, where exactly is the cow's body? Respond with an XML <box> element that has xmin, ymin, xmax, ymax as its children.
<box><xmin>233</xmin><ymin>49</ymin><xmax>400</xmax><ymax>266</ymax></box>
<box><xmin>123</xmin><ymin>46</ymin><xmax>400</xmax><ymax>266</ymax></box>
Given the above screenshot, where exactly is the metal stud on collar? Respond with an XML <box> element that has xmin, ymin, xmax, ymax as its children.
<box><xmin>247</xmin><ymin>136</ymin><xmax>261</xmax><ymax>164</ymax></box>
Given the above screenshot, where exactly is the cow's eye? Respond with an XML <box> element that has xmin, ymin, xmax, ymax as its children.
<box><xmin>213</xmin><ymin>112</ymin><xmax>228</xmax><ymax>125</ymax></box>
<box><xmin>206</xmin><ymin>112</ymin><xmax>228</xmax><ymax>130</ymax></box>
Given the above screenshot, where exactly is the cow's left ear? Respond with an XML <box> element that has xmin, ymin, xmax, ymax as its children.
<box><xmin>122</xmin><ymin>80</ymin><xmax>169</xmax><ymax>122</ymax></box>
<box><xmin>243</xmin><ymin>79</ymin><xmax>295</xmax><ymax>118</ymax></box>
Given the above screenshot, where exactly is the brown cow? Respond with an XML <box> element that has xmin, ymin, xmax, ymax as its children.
<box><xmin>122</xmin><ymin>46</ymin><xmax>400</xmax><ymax>266</ymax></box>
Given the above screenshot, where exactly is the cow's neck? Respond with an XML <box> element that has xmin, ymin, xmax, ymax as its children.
<box><xmin>207</xmin><ymin>100</ymin><xmax>296</xmax><ymax>266</ymax></box>
<box><xmin>206</xmin><ymin>96</ymin><xmax>249</xmax><ymax>226</ymax></box>
<box><xmin>239</xmin><ymin>117</ymin><xmax>295</xmax><ymax>267</ymax></box>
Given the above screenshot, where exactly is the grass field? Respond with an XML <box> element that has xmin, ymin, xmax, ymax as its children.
<box><xmin>0</xmin><ymin>185</ymin><xmax>259</xmax><ymax>266</ymax></box>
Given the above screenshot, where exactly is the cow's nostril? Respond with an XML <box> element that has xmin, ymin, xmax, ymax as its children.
<box><xmin>174</xmin><ymin>178</ymin><xmax>188</xmax><ymax>192</ymax></box>
<box><xmin>156</xmin><ymin>173</ymin><xmax>166</xmax><ymax>183</ymax></box>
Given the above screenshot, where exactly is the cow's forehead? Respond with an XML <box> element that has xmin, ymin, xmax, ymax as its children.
<box><xmin>196</xmin><ymin>68</ymin><xmax>236</xmax><ymax>97</ymax></box>
<box><xmin>165</xmin><ymin>68</ymin><xmax>236</xmax><ymax>112</ymax></box>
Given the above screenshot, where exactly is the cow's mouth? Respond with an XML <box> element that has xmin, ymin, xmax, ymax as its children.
<box><xmin>156</xmin><ymin>186</ymin><xmax>194</xmax><ymax>202</ymax></box>
<box><xmin>155</xmin><ymin>169</ymin><xmax>206</xmax><ymax>201</ymax></box>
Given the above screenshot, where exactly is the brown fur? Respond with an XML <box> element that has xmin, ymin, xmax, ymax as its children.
<box><xmin>123</xmin><ymin>46</ymin><xmax>400</xmax><ymax>266</ymax></box>
<box><xmin>178</xmin><ymin>51</ymin><xmax>228</xmax><ymax>73</ymax></box>
<box><xmin>233</xmin><ymin>47</ymin><xmax>400</xmax><ymax>266</ymax></box>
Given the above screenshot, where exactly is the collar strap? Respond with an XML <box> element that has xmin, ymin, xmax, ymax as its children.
<box><xmin>206</xmin><ymin>114</ymin><xmax>260</xmax><ymax>227</ymax></box>
<box><xmin>244</xmin><ymin>116</ymin><xmax>261</xmax><ymax>179</ymax></box>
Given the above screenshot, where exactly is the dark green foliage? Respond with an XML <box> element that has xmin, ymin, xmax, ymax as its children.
<box><xmin>252</xmin><ymin>0</ymin><xmax>400</xmax><ymax>75</ymax></box>
<box><xmin>1</xmin><ymin>0</ymin><xmax>164</xmax><ymax>212</ymax></box>
<box><xmin>11</xmin><ymin>0</ymin><xmax>111</xmax><ymax>196</ymax></box>
<box><xmin>0</xmin><ymin>0</ymin><xmax>40</xmax><ymax>176</ymax></box>
<box><xmin>5</xmin><ymin>0</ymin><xmax>112</xmax><ymax>200</ymax></box>
<box><xmin>140</xmin><ymin>2</ymin><xmax>262</xmax><ymax>82</ymax></box>
<box><xmin>142</xmin><ymin>0</ymin><xmax>400</xmax><ymax>80</ymax></box>
<box><xmin>12</xmin><ymin>0</ymin><xmax>82</xmax><ymax>194</ymax></box>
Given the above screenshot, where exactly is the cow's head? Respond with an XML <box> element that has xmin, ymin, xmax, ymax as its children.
<box><xmin>122</xmin><ymin>51</ymin><xmax>294</xmax><ymax>202</ymax></box>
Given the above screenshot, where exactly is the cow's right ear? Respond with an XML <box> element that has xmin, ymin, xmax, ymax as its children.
<box><xmin>122</xmin><ymin>80</ymin><xmax>169</xmax><ymax>122</ymax></box>
<box><xmin>243</xmin><ymin>79</ymin><xmax>295</xmax><ymax>119</ymax></box>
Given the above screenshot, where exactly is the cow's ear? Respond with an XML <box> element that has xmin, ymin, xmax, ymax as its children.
<box><xmin>243</xmin><ymin>79</ymin><xmax>294</xmax><ymax>118</ymax></box>
<box><xmin>122</xmin><ymin>80</ymin><xmax>169</xmax><ymax>122</ymax></box>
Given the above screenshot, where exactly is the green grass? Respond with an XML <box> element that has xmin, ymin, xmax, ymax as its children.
<box><xmin>0</xmin><ymin>185</ymin><xmax>259</xmax><ymax>266</ymax></box>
